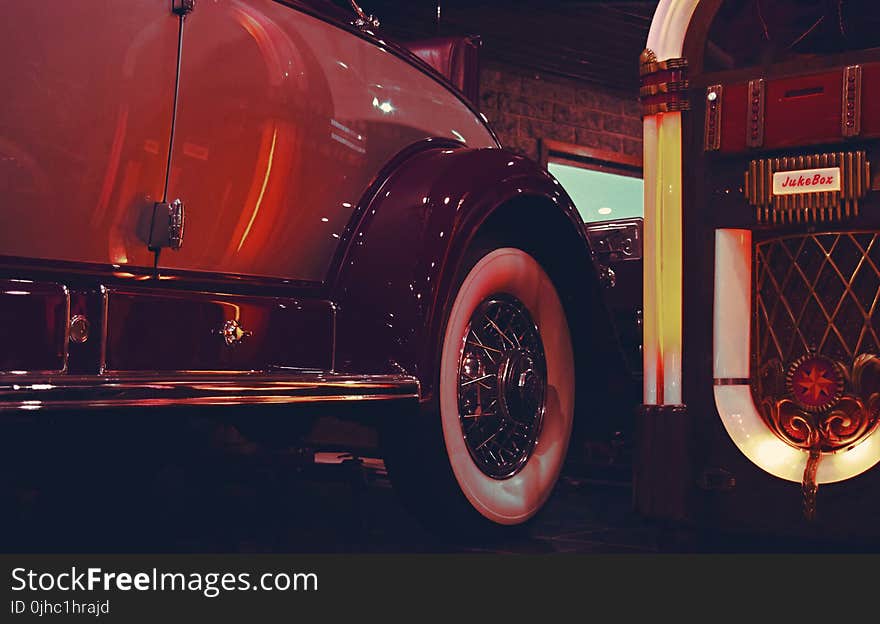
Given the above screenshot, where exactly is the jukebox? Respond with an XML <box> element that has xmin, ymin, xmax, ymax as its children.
<box><xmin>637</xmin><ymin>0</ymin><xmax>880</xmax><ymax>538</ymax></box>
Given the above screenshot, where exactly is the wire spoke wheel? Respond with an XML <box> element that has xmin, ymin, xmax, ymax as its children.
<box><xmin>458</xmin><ymin>296</ymin><xmax>546</xmax><ymax>479</ymax></box>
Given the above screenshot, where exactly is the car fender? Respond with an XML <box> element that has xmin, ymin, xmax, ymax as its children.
<box><xmin>330</xmin><ymin>143</ymin><xmax>609</xmax><ymax>403</ymax></box>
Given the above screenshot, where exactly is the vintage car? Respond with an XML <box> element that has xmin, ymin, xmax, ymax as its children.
<box><xmin>0</xmin><ymin>0</ymin><xmax>633</xmax><ymax>535</ymax></box>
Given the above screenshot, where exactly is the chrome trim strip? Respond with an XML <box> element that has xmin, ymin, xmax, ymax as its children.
<box><xmin>746</xmin><ymin>78</ymin><xmax>765</xmax><ymax>149</ymax></box>
<box><xmin>638</xmin><ymin>54</ymin><xmax>688</xmax><ymax>77</ymax></box>
<box><xmin>843</xmin><ymin>65</ymin><xmax>862</xmax><ymax>138</ymax></box>
<box><xmin>330</xmin><ymin>302</ymin><xmax>338</xmax><ymax>373</ymax></box>
<box><xmin>704</xmin><ymin>84</ymin><xmax>722</xmax><ymax>152</ymax></box>
<box><xmin>99</xmin><ymin>285</ymin><xmax>109</xmax><ymax>375</ymax></box>
<box><xmin>0</xmin><ymin>373</ymin><xmax>419</xmax><ymax>412</ymax></box>
<box><xmin>61</xmin><ymin>284</ymin><xmax>70</xmax><ymax>374</ymax></box>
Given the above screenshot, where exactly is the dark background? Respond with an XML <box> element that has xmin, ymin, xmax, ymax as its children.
<box><xmin>2</xmin><ymin>409</ymin><xmax>873</xmax><ymax>554</ymax></box>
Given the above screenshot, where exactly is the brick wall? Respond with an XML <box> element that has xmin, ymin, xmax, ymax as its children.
<box><xmin>479</xmin><ymin>61</ymin><xmax>642</xmax><ymax>164</ymax></box>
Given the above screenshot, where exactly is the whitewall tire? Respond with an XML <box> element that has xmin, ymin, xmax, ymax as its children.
<box><xmin>439</xmin><ymin>247</ymin><xmax>575</xmax><ymax>525</ymax></box>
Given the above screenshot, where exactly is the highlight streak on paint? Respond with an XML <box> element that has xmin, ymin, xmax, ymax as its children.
<box><xmin>93</xmin><ymin>107</ymin><xmax>129</xmax><ymax>225</ymax></box>
<box><xmin>237</xmin><ymin>128</ymin><xmax>278</xmax><ymax>252</ymax></box>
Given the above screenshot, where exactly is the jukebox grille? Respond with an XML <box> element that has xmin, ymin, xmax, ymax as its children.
<box><xmin>755</xmin><ymin>233</ymin><xmax>880</xmax><ymax>366</ymax></box>
<box><xmin>752</xmin><ymin>232</ymin><xmax>880</xmax><ymax>462</ymax></box>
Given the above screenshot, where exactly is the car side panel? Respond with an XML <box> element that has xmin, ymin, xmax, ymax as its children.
<box><xmin>0</xmin><ymin>2</ymin><xmax>178</xmax><ymax>269</ymax></box>
<box><xmin>161</xmin><ymin>0</ymin><xmax>496</xmax><ymax>281</ymax></box>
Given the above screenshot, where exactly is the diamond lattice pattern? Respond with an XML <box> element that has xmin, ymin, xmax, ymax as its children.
<box><xmin>755</xmin><ymin>233</ymin><xmax>880</xmax><ymax>366</ymax></box>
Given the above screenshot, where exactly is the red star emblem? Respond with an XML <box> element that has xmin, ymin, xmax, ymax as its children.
<box><xmin>787</xmin><ymin>355</ymin><xmax>843</xmax><ymax>411</ymax></box>
<box><xmin>794</xmin><ymin>365</ymin><xmax>837</xmax><ymax>402</ymax></box>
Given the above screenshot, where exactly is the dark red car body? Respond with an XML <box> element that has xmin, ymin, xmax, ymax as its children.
<box><xmin>0</xmin><ymin>0</ymin><xmax>631</xmax><ymax>502</ymax></box>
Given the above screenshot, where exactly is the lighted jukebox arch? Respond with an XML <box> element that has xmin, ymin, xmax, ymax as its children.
<box><xmin>638</xmin><ymin>0</ymin><xmax>880</xmax><ymax>526</ymax></box>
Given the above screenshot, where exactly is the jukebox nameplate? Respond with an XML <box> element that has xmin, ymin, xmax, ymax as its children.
<box><xmin>772</xmin><ymin>167</ymin><xmax>841</xmax><ymax>195</ymax></box>
<box><xmin>744</xmin><ymin>150</ymin><xmax>870</xmax><ymax>223</ymax></box>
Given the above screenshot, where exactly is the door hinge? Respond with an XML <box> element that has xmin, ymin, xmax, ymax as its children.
<box><xmin>172</xmin><ymin>0</ymin><xmax>195</xmax><ymax>16</ymax></box>
<box><xmin>149</xmin><ymin>199</ymin><xmax>186</xmax><ymax>251</ymax></box>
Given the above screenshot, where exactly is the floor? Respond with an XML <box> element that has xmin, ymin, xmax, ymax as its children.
<box><xmin>0</xmin><ymin>413</ymin><xmax>874</xmax><ymax>554</ymax></box>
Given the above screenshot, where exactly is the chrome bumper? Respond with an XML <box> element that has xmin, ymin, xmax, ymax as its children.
<box><xmin>0</xmin><ymin>373</ymin><xmax>420</xmax><ymax>412</ymax></box>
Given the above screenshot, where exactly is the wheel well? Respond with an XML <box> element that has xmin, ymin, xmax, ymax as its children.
<box><xmin>470</xmin><ymin>196</ymin><xmax>637</xmax><ymax>440</ymax></box>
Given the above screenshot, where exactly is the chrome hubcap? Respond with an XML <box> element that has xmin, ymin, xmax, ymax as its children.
<box><xmin>457</xmin><ymin>295</ymin><xmax>546</xmax><ymax>479</ymax></box>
